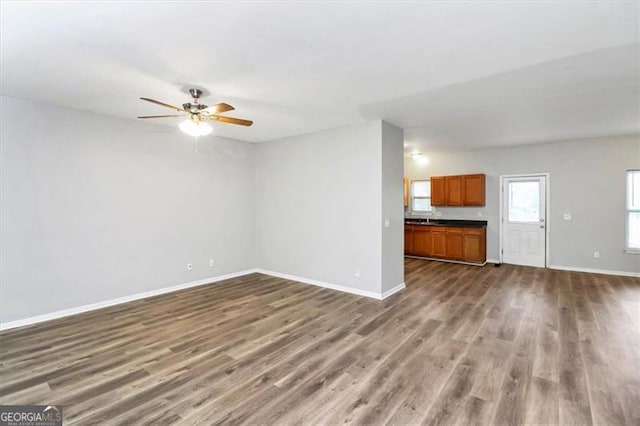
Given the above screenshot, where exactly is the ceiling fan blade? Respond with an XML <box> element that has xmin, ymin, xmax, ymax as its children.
<box><xmin>140</xmin><ymin>97</ymin><xmax>184</xmax><ymax>112</ymax></box>
<box><xmin>209</xmin><ymin>115</ymin><xmax>253</xmax><ymax>126</ymax></box>
<box><xmin>137</xmin><ymin>115</ymin><xmax>186</xmax><ymax>119</ymax></box>
<box><xmin>204</xmin><ymin>103</ymin><xmax>235</xmax><ymax>114</ymax></box>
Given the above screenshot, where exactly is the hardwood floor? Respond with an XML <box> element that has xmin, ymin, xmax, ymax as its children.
<box><xmin>1</xmin><ymin>259</ymin><xmax>639</xmax><ymax>425</ymax></box>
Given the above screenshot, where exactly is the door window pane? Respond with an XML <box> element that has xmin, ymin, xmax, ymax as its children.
<box><xmin>508</xmin><ymin>181</ymin><xmax>540</xmax><ymax>222</ymax></box>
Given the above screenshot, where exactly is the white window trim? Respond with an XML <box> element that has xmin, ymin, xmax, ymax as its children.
<box><xmin>626</xmin><ymin>169</ymin><xmax>640</xmax><ymax>254</ymax></box>
<box><xmin>411</xmin><ymin>180</ymin><xmax>432</xmax><ymax>215</ymax></box>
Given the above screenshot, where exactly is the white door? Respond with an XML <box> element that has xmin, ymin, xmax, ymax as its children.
<box><xmin>501</xmin><ymin>175</ymin><xmax>547</xmax><ymax>267</ymax></box>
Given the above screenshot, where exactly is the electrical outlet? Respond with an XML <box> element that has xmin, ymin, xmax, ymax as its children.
<box><xmin>563</xmin><ymin>213</ymin><xmax>572</xmax><ymax>220</ymax></box>
<box><xmin>593</xmin><ymin>251</ymin><xmax>600</xmax><ymax>259</ymax></box>
<box><xmin>186</xmin><ymin>263</ymin><xmax>193</xmax><ymax>270</ymax></box>
<box><xmin>209</xmin><ymin>259</ymin><xmax>215</xmax><ymax>267</ymax></box>
<box><xmin>477</xmin><ymin>211</ymin><xmax>483</xmax><ymax>217</ymax></box>
<box><xmin>354</xmin><ymin>268</ymin><xmax>361</xmax><ymax>278</ymax></box>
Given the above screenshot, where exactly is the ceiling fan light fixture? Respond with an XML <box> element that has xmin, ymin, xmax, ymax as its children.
<box><xmin>179</xmin><ymin>118</ymin><xmax>213</xmax><ymax>137</ymax></box>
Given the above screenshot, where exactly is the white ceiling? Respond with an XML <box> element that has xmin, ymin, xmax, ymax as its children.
<box><xmin>1</xmin><ymin>1</ymin><xmax>638</xmax><ymax>147</ymax></box>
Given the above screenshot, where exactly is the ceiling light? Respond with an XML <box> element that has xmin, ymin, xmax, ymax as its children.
<box><xmin>411</xmin><ymin>152</ymin><xmax>429</xmax><ymax>165</ymax></box>
<box><xmin>179</xmin><ymin>117</ymin><xmax>213</xmax><ymax>137</ymax></box>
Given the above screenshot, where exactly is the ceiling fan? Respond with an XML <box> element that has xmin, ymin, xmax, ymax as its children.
<box><xmin>138</xmin><ymin>88</ymin><xmax>253</xmax><ymax>137</ymax></box>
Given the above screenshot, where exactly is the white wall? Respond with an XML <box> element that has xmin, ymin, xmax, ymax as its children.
<box><xmin>404</xmin><ymin>134</ymin><xmax>640</xmax><ymax>274</ymax></box>
<box><xmin>1</xmin><ymin>96</ymin><xmax>256</xmax><ymax>323</ymax></box>
<box><xmin>255</xmin><ymin>122</ymin><xmax>383</xmax><ymax>295</ymax></box>
<box><xmin>255</xmin><ymin>120</ymin><xmax>404</xmax><ymax>296</ymax></box>
<box><xmin>381</xmin><ymin>122</ymin><xmax>405</xmax><ymax>293</ymax></box>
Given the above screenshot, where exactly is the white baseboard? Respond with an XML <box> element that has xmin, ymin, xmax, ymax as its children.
<box><xmin>548</xmin><ymin>265</ymin><xmax>640</xmax><ymax>278</ymax></box>
<box><xmin>255</xmin><ymin>269</ymin><xmax>399</xmax><ymax>300</ymax></box>
<box><xmin>381</xmin><ymin>282</ymin><xmax>406</xmax><ymax>299</ymax></box>
<box><xmin>2</xmin><ymin>268</ymin><xmax>411</xmax><ymax>331</ymax></box>
<box><xmin>0</xmin><ymin>269</ymin><xmax>259</xmax><ymax>331</ymax></box>
<box><xmin>486</xmin><ymin>258</ymin><xmax>500</xmax><ymax>264</ymax></box>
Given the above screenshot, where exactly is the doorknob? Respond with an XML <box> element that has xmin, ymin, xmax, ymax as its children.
<box><xmin>540</xmin><ymin>218</ymin><xmax>545</xmax><ymax>222</ymax></box>
<box><xmin>540</xmin><ymin>225</ymin><xmax>545</xmax><ymax>229</ymax></box>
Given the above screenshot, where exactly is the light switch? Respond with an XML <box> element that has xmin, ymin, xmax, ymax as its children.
<box><xmin>563</xmin><ymin>213</ymin><xmax>572</xmax><ymax>220</ymax></box>
<box><xmin>384</xmin><ymin>219</ymin><xmax>390</xmax><ymax>228</ymax></box>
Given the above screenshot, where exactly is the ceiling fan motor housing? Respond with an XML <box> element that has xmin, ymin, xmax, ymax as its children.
<box><xmin>182</xmin><ymin>102</ymin><xmax>208</xmax><ymax>112</ymax></box>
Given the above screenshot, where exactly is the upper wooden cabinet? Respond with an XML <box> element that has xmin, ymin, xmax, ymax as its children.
<box><xmin>445</xmin><ymin>176</ymin><xmax>464</xmax><ymax>206</ymax></box>
<box><xmin>430</xmin><ymin>173</ymin><xmax>485</xmax><ymax>207</ymax></box>
<box><xmin>463</xmin><ymin>174</ymin><xmax>485</xmax><ymax>206</ymax></box>
<box><xmin>430</xmin><ymin>176</ymin><xmax>446</xmax><ymax>206</ymax></box>
<box><xmin>403</xmin><ymin>178</ymin><xmax>409</xmax><ymax>207</ymax></box>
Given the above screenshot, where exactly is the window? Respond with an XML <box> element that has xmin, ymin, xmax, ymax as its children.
<box><xmin>508</xmin><ymin>180</ymin><xmax>540</xmax><ymax>222</ymax></box>
<box><xmin>411</xmin><ymin>180</ymin><xmax>432</xmax><ymax>213</ymax></box>
<box><xmin>627</xmin><ymin>170</ymin><xmax>640</xmax><ymax>252</ymax></box>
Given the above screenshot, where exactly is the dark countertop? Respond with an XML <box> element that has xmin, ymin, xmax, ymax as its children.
<box><xmin>404</xmin><ymin>218</ymin><xmax>487</xmax><ymax>228</ymax></box>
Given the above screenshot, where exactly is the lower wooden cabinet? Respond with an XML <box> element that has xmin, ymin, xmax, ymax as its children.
<box><xmin>405</xmin><ymin>224</ymin><xmax>486</xmax><ymax>264</ymax></box>
<box><xmin>404</xmin><ymin>225</ymin><xmax>413</xmax><ymax>254</ymax></box>
<box><xmin>462</xmin><ymin>227</ymin><xmax>486</xmax><ymax>263</ymax></box>
<box><xmin>412</xmin><ymin>226</ymin><xmax>432</xmax><ymax>257</ymax></box>
<box><xmin>430</xmin><ymin>228</ymin><xmax>447</xmax><ymax>257</ymax></box>
<box><xmin>446</xmin><ymin>227</ymin><xmax>463</xmax><ymax>260</ymax></box>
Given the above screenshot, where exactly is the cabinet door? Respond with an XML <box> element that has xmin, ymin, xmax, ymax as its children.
<box><xmin>403</xmin><ymin>178</ymin><xmax>409</xmax><ymax>207</ymax></box>
<box><xmin>431</xmin><ymin>177</ymin><xmax>446</xmax><ymax>206</ymax></box>
<box><xmin>463</xmin><ymin>174</ymin><xmax>485</xmax><ymax>206</ymax></box>
<box><xmin>412</xmin><ymin>226</ymin><xmax>431</xmax><ymax>257</ymax></box>
<box><xmin>431</xmin><ymin>228</ymin><xmax>447</xmax><ymax>257</ymax></box>
<box><xmin>404</xmin><ymin>225</ymin><xmax>413</xmax><ymax>254</ymax></box>
<box><xmin>446</xmin><ymin>176</ymin><xmax>464</xmax><ymax>206</ymax></box>
<box><xmin>446</xmin><ymin>227</ymin><xmax>464</xmax><ymax>260</ymax></box>
<box><xmin>462</xmin><ymin>227</ymin><xmax>486</xmax><ymax>263</ymax></box>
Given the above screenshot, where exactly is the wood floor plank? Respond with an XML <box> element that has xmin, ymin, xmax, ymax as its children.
<box><xmin>1</xmin><ymin>260</ymin><xmax>638</xmax><ymax>425</ymax></box>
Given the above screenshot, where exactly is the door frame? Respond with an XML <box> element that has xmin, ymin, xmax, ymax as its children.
<box><xmin>499</xmin><ymin>173</ymin><xmax>550</xmax><ymax>267</ymax></box>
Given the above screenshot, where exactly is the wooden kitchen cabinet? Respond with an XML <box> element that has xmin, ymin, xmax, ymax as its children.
<box><xmin>430</xmin><ymin>177</ymin><xmax>446</xmax><ymax>206</ymax></box>
<box><xmin>404</xmin><ymin>225</ymin><xmax>413</xmax><ymax>254</ymax></box>
<box><xmin>445</xmin><ymin>176</ymin><xmax>464</xmax><ymax>206</ymax></box>
<box><xmin>430</xmin><ymin>173</ymin><xmax>485</xmax><ymax>207</ymax></box>
<box><xmin>446</xmin><ymin>227</ymin><xmax>464</xmax><ymax>260</ymax></box>
<box><xmin>405</xmin><ymin>224</ymin><xmax>486</xmax><ymax>264</ymax></box>
<box><xmin>412</xmin><ymin>226</ymin><xmax>431</xmax><ymax>257</ymax></box>
<box><xmin>403</xmin><ymin>178</ymin><xmax>409</xmax><ymax>207</ymax></box>
<box><xmin>462</xmin><ymin>227</ymin><xmax>486</xmax><ymax>263</ymax></box>
<box><xmin>430</xmin><ymin>228</ymin><xmax>447</xmax><ymax>257</ymax></box>
<box><xmin>463</xmin><ymin>174</ymin><xmax>485</xmax><ymax>206</ymax></box>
